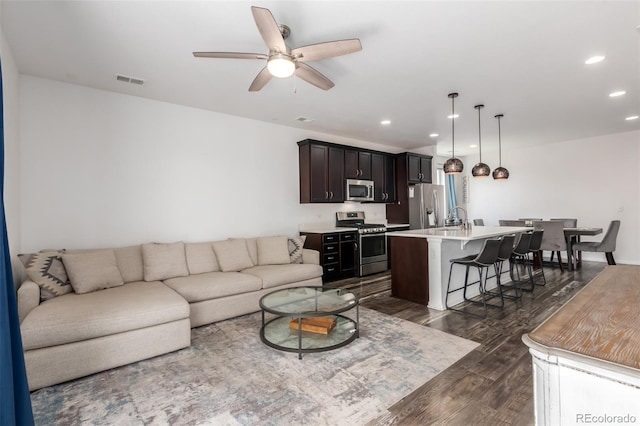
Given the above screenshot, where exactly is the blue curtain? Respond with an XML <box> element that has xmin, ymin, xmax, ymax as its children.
<box><xmin>447</xmin><ymin>174</ymin><xmax>458</xmax><ymax>219</ymax></box>
<box><xmin>0</xmin><ymin>59</ymin><xmax>34</xmax><ymax>425</ymax></box>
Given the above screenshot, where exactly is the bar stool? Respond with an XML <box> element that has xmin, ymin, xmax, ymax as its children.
<box><xmin>485</xmin><ymin>234</ymin><xmax>518</xmax><ymax>301</ymax></box>
<box><xmin>509</xmin><ymin>232</ymin><xmax>535</xmax><ymax>292</ymax></box>
<box><xmin>473</xmin><ymin>219</ymin><xmax>485</xmax><ymax>226</ymax></box>
<box><xmin>445</xmin><ymin>238</ymin><xmax>502</xmax><ymax>318</ymax></box>
<box><xmin>527</xmin><ymin>230</ymin><xmax>546</xmax><ymax>286</ymax></box>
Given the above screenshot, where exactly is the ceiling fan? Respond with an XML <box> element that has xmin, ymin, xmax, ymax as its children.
<box><xmin>193</xmin><ymin>6</ymin><xmax>362</xmax><ymax>91</ymax></box>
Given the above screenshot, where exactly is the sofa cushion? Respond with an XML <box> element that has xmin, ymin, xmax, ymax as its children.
<box><xmin>288</xmin><ymin>236</ymin><xmax>307</xmax><ymax>264</ymax></box>
<box><xmin>241</xmin><ymin>237</ymin><xmax>258</xmax><ymax>265</ymax></box>
<box><xmin>21</xmin><ymin>281</ymin><xmax>189</xmax><ymax>350</ymax></box>
<box><xmin>163</xmin><ymin>271</ymin><xmax>262</xmax><ymax>303</ymax></box>
<box><xmin>141</xmin><ymin>242</ymin><xmax>189</xmax><ymax>281</ymax></box>
<box><xmin>185</xmin><ymin>242</ymin><xmax>219</xmax><ymax>274</ymax></box>
<box><xmin>62</xmin><ymin>250</ymin><xmax>124</xmax><ymax>294</ymax></box>
<box><xmin>18</xmin><ymin>252</ymin><xmax>73</xmax><ymax>301</ymax></box>
<box><xmin>114</xmin><ymin>245</ymin><xmax>144</xmax><ymax>283</ymax></box>
<box><xmin>242</xmin><ymin>264</ymin><xmax>323</xmax><ymax>289</ymax></box>
<box><xmin>257</xmin><ymin>236</ymin><xmax>290</xmax><ymax>266</ymax></box>
<box><xmin>212</xmin><ymin>239</ymin><xmax>254</xmax><ymax>272</ymax></box>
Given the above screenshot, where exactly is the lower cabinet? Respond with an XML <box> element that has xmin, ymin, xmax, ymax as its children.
<box><xmin>301</xmin><ymin>231</ymin><xmax>358</xmax><ymax>282</ymax></box>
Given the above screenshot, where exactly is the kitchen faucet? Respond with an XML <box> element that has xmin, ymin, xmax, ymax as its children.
<box><xmin>449</xmin><ymin>205</ymin><xmax>471</xmax><ymax>230</ymax></box>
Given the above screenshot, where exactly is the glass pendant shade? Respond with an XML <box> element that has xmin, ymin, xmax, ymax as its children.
<box><xmin>492</xmin><ymin>166</ymin><xmax>510</xmax><ymax>180</ymax></box>
<box><xmin>472</xmin><ymin>162</ymin><xmax>491</xmax><ymax>177</ymax></box>
<box><xmin>492</xmin><ymin>114</ymin><xmax>510</xmax><ymax>180</ymax></box>
<box><xmin>444</xmin><ymin>157</ymin><xmax>464</xmax><ymax>174</ymax></box>
<box><xmin>472</xmin><ymin>104</ymin><xmax>490</xmax><ymax>178</ymax></box>
<box><xmin>267</xmin><ymin>54</ymin><xmax>295</xmax><ymax>78</ymax></box>
<box><xmin>444</xmin><ymin>92</ymin><xmax>463</xmax><ymax>174</ymax></box>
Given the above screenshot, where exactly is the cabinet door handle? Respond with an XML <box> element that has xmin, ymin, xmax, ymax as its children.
<box><xmin>325</xmin><ymin>191</ymin><xmax>329</xmax><ymax>199</ymax></box>
<box><xmin>330</xmin><ymin>191</ymin><xmax>334</xmax><ymax>199</ymax></box>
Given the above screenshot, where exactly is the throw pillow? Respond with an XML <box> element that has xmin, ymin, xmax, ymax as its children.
<box><xmin>185</xmin><ymin>242</ymin><xmax>220</xmax><ymax>274</ymax></box>
<box><xmin>18</xmin><ymin>251</ymin><xmax>73</xmax><ymax>301</ymax></box>
<box><xmin>257</xmin><ymin>236</ymin><xmax>291</xmax><ymax>266</ymax></box>
<box><xmin>62</xmin><ymin>250</ymin><xmax>124</xmax><ymax>294</ymax></box>
<box><xmin>141</xmin><ymin>242</ymin><xmax>189</xmax><ymax>281</ymax></box>
<box><xmin>212</xmin><ymin>239</ymin><xmax>254</xmax><ymax>272</ymax></box>
<box><xmin>288</xmin><ymin>235</ymin><xmax>307</xmax><ymax>264</ymax></box>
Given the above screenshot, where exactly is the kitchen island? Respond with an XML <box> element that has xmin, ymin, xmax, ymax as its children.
<box><xmin>388</xmin><ymin>226</ymin><xmax>529</xmax><ymax>310</ymax></box>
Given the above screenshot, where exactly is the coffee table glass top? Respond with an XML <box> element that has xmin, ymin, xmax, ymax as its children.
<box><xmin>260</xmin><ymin>286</ymin><xmax>357</xmax><ymax>316</ymax></box>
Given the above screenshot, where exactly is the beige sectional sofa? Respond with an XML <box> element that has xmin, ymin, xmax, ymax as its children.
<box><xmin>17</xmin><ymin>236</ymin><xmax>322</xmax><ymax>390</ymax></box>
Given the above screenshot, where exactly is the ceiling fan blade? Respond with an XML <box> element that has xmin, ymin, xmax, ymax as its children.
<box><xmin>294</xmin><ymin>62</ymin><xmax>335</xmax><ymax>90</ymax></box>
<box><xmin>251</xmin><ymin>6</ymin><xmax>287</xmax><ymax>53</ymax></box>
<box><xmin>193</xmin><ymin>52</ymin><xmax>268</xmax><ymax>60</ymax></box>
<box><xmin>291</xmin><ymin>39</ymin><xmax>362</xmax><ymax>62</ymax></box>
<box><xmin>249</xmin><ymin>67</ymin><xmax>272</xmax><ymax>92</ymax></box>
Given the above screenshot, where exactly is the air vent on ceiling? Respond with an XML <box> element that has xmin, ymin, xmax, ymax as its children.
<box><xmin>116</xmin><ymin>74</ymin><xmax>144</xmax><ymax>85</ymax></box>
<box><xmin>295</xmin><ymin>116</ymin><xmax>314</xmax><ymax>123</ymax></box>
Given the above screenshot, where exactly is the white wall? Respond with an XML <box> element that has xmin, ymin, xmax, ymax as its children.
<box><xmin>462</xmin><ymin>131</ymin><xmax>640</xmax><ymax>265</ymax></box>
<box><xmin>18</xmin><ymin>76</ymin><xmax>397</xmax><ymax>252</ymax></box>
<box><xmin>1</xmin><ymin>10</ymin><xmax>23</xmax><ymax>286</ymax></box>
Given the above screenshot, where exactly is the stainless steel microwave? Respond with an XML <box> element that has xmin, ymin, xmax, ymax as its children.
<box><xmin>346</xmin><ymin>179</ymin><xmax>374</xmax><ymax>202</ymax></box>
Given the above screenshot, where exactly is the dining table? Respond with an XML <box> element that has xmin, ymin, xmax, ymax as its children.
<box><xmin>563</xmin><ymin>227</ymin><xmax>603</xmax><ymax>270</ymax></box>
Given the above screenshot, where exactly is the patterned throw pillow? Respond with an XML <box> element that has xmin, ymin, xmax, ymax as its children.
<box><xmin>288</xmin><ymin>236</ymin><xmax>307</xmax><ymax>264</ymax></box>
<box><xmin>18</xmin><ymin>251</ymin><xmax>73</xmax><ymax>301</ymax></box>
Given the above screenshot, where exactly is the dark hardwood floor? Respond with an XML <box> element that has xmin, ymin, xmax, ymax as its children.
<box><xmin>331</xmin><ymin>261</ymin><xmax>607</xmax><ymax>425</ymax></box>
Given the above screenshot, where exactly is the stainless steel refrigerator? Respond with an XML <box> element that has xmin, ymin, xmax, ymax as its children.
<box><xmin>408</xmin><ymin>184</ymin><xmax>446</xmax><ymax>229</ymax></box>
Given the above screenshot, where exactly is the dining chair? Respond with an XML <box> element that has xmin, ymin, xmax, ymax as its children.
<box><xmin>527</xmin><ymin>230</ymin><xmax>546</xmax><ymax>286</ymax></box>
<box><xmin>473</xmin><ymin>219</ymin><xmax>485</xmax><ymax>226</ymax></box>
<box><xmin>533</xmin><ymin>221</ymin><xmax>567</xmax><ymax>271</ymax></box>
<box><xmin>499</xmin><ymin>220</ymin><xmax>526</xmax><ymax>226</ymax></box>
<box><xmin>549</xmin><ymin>218</ymin><xmax>578</xmax><ymax>263</ymax></box>
<box><xmin>572</xmin><ymin>220</ymin><xmax>621</xmax><ymax>267</ymax></box>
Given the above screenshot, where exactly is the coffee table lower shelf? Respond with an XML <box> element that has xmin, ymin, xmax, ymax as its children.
<box><xmin>260</xmin><ymin>315</ymin><xmax>359</xmax><ymax>359</ymax></box>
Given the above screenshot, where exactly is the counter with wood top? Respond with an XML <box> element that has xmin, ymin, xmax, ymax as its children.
<box><xmin>388</xmin><ymin>226</ymin><xmax>528</xmax><ymax>310</ymax></box>
<box><xmin>522</xmin><ymin>265</ymin><xmax>640</xmax><ymax>425</ymax></box>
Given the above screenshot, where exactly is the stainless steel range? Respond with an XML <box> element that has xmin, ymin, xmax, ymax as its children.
<box><xmin>336</xmin><ymin>211</ymin><xmax>388</xmax><ymax>277</ymax></box>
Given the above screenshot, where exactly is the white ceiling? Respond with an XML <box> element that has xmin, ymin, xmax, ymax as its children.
<box><xmin>2</xmin><ymin>1</ymin><xmax>639</xmax><ymax>157</ymax></box>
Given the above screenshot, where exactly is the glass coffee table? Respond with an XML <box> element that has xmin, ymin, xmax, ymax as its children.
<box><xmin>259</xmin><ymin>286</ymin><xmax>359</xmax><ymax>359</ymax></box>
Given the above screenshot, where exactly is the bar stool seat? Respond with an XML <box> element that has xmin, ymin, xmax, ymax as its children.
<box><xmin>445</xmin><ymin>238</ymin><xmax>502</xmax><ymax>318</ymax></box>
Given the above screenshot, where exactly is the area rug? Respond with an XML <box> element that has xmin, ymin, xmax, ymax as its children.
<box><xmin>31</xmin><ymin>307</ymin><xmax>479</xmax><ymax>425</ymax></box>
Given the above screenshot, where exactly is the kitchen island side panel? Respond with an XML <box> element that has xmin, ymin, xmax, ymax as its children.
<box><xmin>389</xmin><ymin>236</ymin><xmax>429</xmax><ymax>305</ymax></box>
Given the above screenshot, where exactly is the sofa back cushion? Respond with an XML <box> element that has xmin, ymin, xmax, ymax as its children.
<box><xmin>244</xmin><ymin>237</ymin><xmax>258</xmax><ymax>265</ymax></box>
<box><xmin>141</xmin><ymin>242</ymin><xmax>189</xmax><ymax>281</ymax></box>
<box><xmin>113</xmin><ymin>245</ymin><xmax>144</xmax><ymax>283</ymax></box>
<box><xmin>17</xmin><ymin>251</ymin><xmax>73</xmax><ymax>301</ymax></box>
<box><xmin>257</xmin><ymin>236</ymin><xmax>291</xmax><ymax>265</ymax></box>
<box><xmin>185</xmin><ymin>242</ymin><xmax>220</xmax><ymax>274</ymax></box>
<box><xmin>62</xmin><ymin>250</ymin><xmax>124</xmax><ymax>294</ymax></box>
<box><xmin>212</xmin><ymin>239</ymin><xmax>254</xmax><ymax>272</ymax></box>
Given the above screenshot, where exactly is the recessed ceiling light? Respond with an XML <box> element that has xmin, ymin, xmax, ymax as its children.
<box><xmin>447</xmin><ymin>114</ymin><xmax>459</xmax><ymax>119</ymax></box>
<box><xmin>429</xmin><ymin>133</ymin><xmax>439</xmax><ymax>138</ymax></box>
<box><xmin>585</xmin><ymin>55</ymin><xmax>605</xmax><ymax>65</ymax></box>
<box><xmin>469</xmin><ymin>144</ymin><xmax>478</xmax><ymax>148</ymax></box>
<box><xmin>380</xmin><ymin>120</ymin><xmax>391</xmax><ymax>125</ymax></box>
<box><xmin>625</xmin><ymin>115</ymin><xmax>639</xmax><ymax>121</ymax></box>
<box><xmin>609</xmin><ymin>91</ymin><xmax>626</xmax><ymax>97</ymax></box>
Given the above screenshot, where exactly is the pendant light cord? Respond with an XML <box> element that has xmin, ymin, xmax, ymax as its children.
<box><xmin>451</xmin><ymin>95</ymin><xmax>455</xmax><ymax>157</ymax></box>
<box><xmin>477</xmin><ymin>106</ymin><xmax>482</xmax><ymax>162</ymax></box>
<box><xmin>497</xmin><ymin>115</ymin><xmax>502</xmax><ymax>166</ymax></box>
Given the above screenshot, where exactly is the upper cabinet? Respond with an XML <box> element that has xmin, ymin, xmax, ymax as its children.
<box><xmin>298</xmin><ymin>140</ymin><xmax>396</xmax><ymax>204</ymax></box>
<box><xmin>299</xmin><ymin>140</ymin><xmax>344</xmax><ymax>203</ymax></box>
<box><xmin>371</xmin><ymin>153</ymin><xmax>396</xmax><ymax>203</ymax></box>
<box><xmin>407</xmin><ymin>153</ymin><xmax>433</xmax><ymax>183</ymax></box>
<box><xmin>344</xmin><ymin>149</ymin><xmax>372</xmax><ymax>180</ymax></box>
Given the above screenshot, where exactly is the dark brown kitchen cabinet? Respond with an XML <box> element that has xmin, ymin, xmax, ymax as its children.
<box><xmin>407</xmin><ymin>153</ymin><xmax>432</xmax><ymax>183</ymax></box>
<box><xmin>371</xmin><ymin>153</ymin><xmax>396</xmax><ymax>203</ymax></box>
<box><xmin>344</xmin><ymin>149</ymin><xmax>372</xmax><ymax>180</ymax></box>
<box><xmin>300</xmin><ymin>231</ymin><xmax>358</xmax><ymax>282</ymax></box>
<box><xmin>299</xmin><ymin>141</ymin><xmax>344</xmax><ymax>203</ymax></box>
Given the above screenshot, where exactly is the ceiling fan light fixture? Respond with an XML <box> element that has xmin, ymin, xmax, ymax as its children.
<box><xmin>267</xmin><ymin>53</ymin><xmax>295</xmax><ymax>78</ymax></box>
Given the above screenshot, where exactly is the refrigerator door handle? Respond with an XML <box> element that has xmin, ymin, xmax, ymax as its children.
<box><xmin>432</xmin><ymin>189</ymin><xmax>439</xmax><ymax>227</ymax></box>
<box><xmin>419</xmin><ymin>189</ymin><xmax>425</xmax><ymax>229</ymax></box>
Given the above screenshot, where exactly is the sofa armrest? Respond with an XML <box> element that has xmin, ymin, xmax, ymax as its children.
<box><xmin>302</xmin><ymin>249</ymin><xmax>320</xmax><ymax>265</ymax></box>
<box><xmin>18</xmin><ymin>280</ymin><xmax>40</xmax><ymax>323</ymax></box>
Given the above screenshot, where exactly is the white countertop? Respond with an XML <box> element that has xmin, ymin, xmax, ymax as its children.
<box><xmin>299</xmin><ymin>227</ymin><xmax>358</xmax><ymax>234</ymax></box>
<box><xmin>386</xmin><ymin>223</ymin><xmax>411</xmax><ymax>230</ymax></box>
<box><xmin>386</xmin><ymin>225</ymin><xmax>530</xmax><ymax>241</ymax></box>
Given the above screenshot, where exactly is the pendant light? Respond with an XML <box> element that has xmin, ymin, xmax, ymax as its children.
<box><xmin>443</xmin><ymin>92</ymin><xmax>463</xmax><ymax>174</ymax></box>
<box><xmin>492</xmin><ymin>114</ymin><xmax>510</xmax><ymax>180</ymax></box>
<box><xmin>471</xmin><ymin>104</ymin><xmax>491</xmax><ymax>178</ymax></box>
